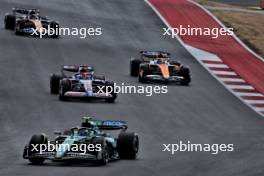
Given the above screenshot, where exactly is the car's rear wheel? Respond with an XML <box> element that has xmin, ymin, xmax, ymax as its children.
<box><xmin>4</xmin><ymin>14</ymin><xmax>15</xmax><ymax>30</ymax></box>
<box><xmin>27</xmin><ymin>134</ymin><xmax>48</xmax><ymax>164</ymax></box>
<box><xmin>117</xmin><ymin>132</ymin><xmax>139</xmax><ymax>159</ymax></box>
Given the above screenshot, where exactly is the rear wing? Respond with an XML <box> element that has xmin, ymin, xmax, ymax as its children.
<box><xmin>81</xmin><ymin>117</ymin><xmax>127</xmax><ymax>130</ymax></box>
<box><xmin>94</xmin><ymin>120</ymin><xmax>127</xmax><ymax>130</ymax></box>
<box><xmin>140</xmin><ymin>51</ymin><xmax>170</xmax><ymax>58</ymax></box>
<box><xmin>62</xmin><ymin>65</ymin><xmax>94</xmax><ymax>73</ymax></box>
<box><xmin>62</xmin><ymin>65</ymin><xmax>79</xmax><ymax>72</ymax></box>
<box><xmin>13</xmin><ymin>8</ymin><xmax>40</xmax><ymax>15</ymax></box>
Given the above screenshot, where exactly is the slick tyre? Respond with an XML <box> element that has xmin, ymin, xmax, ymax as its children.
<box><xmin>93</xmin><ymin>137</ymin><xmax>109</xmax><ymax>166</ymax></box>
<box><xmin>15</xmin><ymin>22</ymin><xmax>23</xmax><ymax>35</ymax></box>
<box><xmin>179</xmin><ymin>66</ymin><xmax>191</xmax><ymax>86</ymax></box>
<box><xmin>130</xmin><ymin>59</ymin><xmax>141</xmax><ymax>77</ymax></box>
<box><xmin>59</xmin><ymin>79</ymin><xmax>70</xmax><ymax>101</ymax></box>
<box><xmin>117</xmin><ymin>132</ymin><xmax>139</xmax><ymax>159</ymax></box>
<box><xmin>28</xmin><ymin>134</ymin><xmax>48</xmax><ymax>164</ymax></box>
<box><xmin>138</xmin><ymin>66</ymin><xmax>148</xmax><ymax>83</ymax></box>
<box><xmin>50</xmin><ymin>74</ymin><xmax>62</xmax><ymax>94</ymax></box>
<box><xmin>4</xmin><ymin>14</ymin><xmax>15</xmax><ymax>30</ymax></box>
<box><xmin>105</xmin><ymin>81</ymin><xmax>117</xmax><ymax>103</ymax></box>
<box><xmin>50</xmin><ymin>21</ymin><xmax>60</xmax><ymax>38</ymax></box>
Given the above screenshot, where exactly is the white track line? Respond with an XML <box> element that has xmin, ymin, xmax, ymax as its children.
<box><xmin>184</xmin><ymin>45</ymin><xmax>222</xmax><ymax>62</ymax></box>
<box><xmin>212</xmin><ymin>71</ymin><xmax>237</xmax><ymax>75</ymax></box>
<box><xmin>235</xmin><ymin>92</ymin><xmax>264</xmax><ymax>97</ymax></box>
<box><xmin>245</xmin><ymin>100</ymin><xmax>264</xmax><ymax>104</ymax></box>
<box><xmin>204</xmin><ymin>64</ymin><xmax>229</xmax><ymax>68</ymax></box>
<box><xmin>226</xmin><ymin>85</ymin><xmax>254</xmax><ymax>90</ymax></box>
<box><xmin>219</xmin><ymin>78</ymin><xmax>245</xmax><ymax>82</ymax></box>
<box><xmin>253</xmin><ymin>107</ymin><xmax>264</xmax><ymax>112</ymax></box>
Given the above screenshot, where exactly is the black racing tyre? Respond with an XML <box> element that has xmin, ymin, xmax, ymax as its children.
<box><xmin>59</xmin><ymin>79</ymin><xmax>71</xmax><ymax>101</ymax></box>
<box><xmin>50</xmin><ymin>74</ymin><xmax>62</xmax><ymax>94</ymax></box>
<box><xmin>4</xmin><ymin>14</ymin><xmax>16</xmax><ymax>30</ymax></box>
<box><xmin>130</xmin><ymin>59</ymin><xmax>141</xmax><ymax>77</ymax></box>
<box><xmin>105</xmin><ymin>81</ymin><xmax>117</xmax><ymax>103</ymax></box>
<box><xmin>15</xmin><ymin>22</ymin><xmax>23</xmax><ymax>35</ymax></box>
<box><xmin>50</xmin><ymin>21</ymin><xmax>60</xmax><ymax>38</ymax></box>
<box><xmin>179</xmin><ymin>66</ymin><xmax>191</xmax><ymax>85</ymax></box>
<box><xmin>117</xmin><ymin>132</ymin><xmax>139</xmax><ymax>159</ymax></box>
<box><xmin>138</xmin><ymin>65</ymin><xmax>148</xmax><ymax>83</ymax></box>
<box><xmin>28</xmin><ymin>134</ymin><xmax>48</xmax><ymax>164</ymax></box>
<box><xmin>93</xmin><ymin>137</ymin><xmax>109</xmax><ymax>166</ymax></box>
<box><xmin>23</xmin><ymin>144</ymin><xmax>29</xmax><ymax>159</ymax></box>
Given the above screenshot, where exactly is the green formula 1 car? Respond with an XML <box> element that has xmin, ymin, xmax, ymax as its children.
<box><xmin>23</xmin><ymin>117</ymin><xmax>139</xmax><ymax>166</ymax></box>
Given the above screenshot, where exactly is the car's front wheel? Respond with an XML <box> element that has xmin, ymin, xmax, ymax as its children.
<box><xmin>27</xmin><ymin>134</ymin><xmax>48</xmax><ymax>164</ymax></box>
<box><xmin>179</xmin><ymin>66</ymin><xmax>191</xmax><ymax>85</ymax></box>
<box><xmin>59</xmin><ymin>79</ymin><xmax>71</xmax><ymax>101</ymax></box>
<box><xmin>50</xmin><ymin>21</ymin><xmax>60</xmax><ymax>38</ymax></box>
<box><xmin>50</xmin><ymin>74</ymin><xmax>62</xmax><ymax>94</ymax></box>
<box><xmin>138</xmin><ymin>66</ymin><xmax>148</xmax><ymax>83</ymax></box>
<box><xmin>93</xmin><ymin>137</ymin><xmax>109</xmax><ymax>166</ymax></box>
<box><xmin>15</xmin><ymin>22</ymin><xmax>22</xmax><ymax>35</ymax></box>
<box><xmin>104</xmin><ymin>81</ymin><xmax>117</xmax><ymax>103</ymax></box>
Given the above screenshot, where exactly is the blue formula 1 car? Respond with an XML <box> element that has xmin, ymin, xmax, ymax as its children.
<box><xmin>50</xmin><ymin>65</ymin><xmax>117</xmax><ymax>102</ymax></box>
<box><xmin>23</xmin><ymin>117</ymin><xmax>139</xmax><ymax>166</ymax></box>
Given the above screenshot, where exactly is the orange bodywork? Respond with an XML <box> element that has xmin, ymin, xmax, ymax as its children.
<box><xmin>158</xmin><ymin>64</ymin><xmax>170</xmax><ymax>78</ymax></box>
<box><xmin>31</xmin><ymin>20</ymin><xmax>44</xmax><ymax>32</ymax></box>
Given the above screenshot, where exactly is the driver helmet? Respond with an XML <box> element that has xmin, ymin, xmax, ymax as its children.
<box><xmin>79</xmin><ymin>67</ymin><xmax>93</xmax><ymax>79</ymax></box>
<box><xmin>79</xmin><ymin>68</ymin><xmax>88</xmax><ymax>78</ymax></box>
<box><xmin>157</xmin><ymin>54</ymin><xmax>168</xmax><ymax>64</ymax></box>
<box><xmin>29</xmin><ymin>14</ymin><xmax>38</xmax><ymax>20</ymax></box>
<box><xmin>78</xmin><ymin>128</ymin><xmax>89</xmax><ymax>136</ymax></box>
<box><xmin>81</xmin><ymin>121</ymin><xmax>95</xmax><ymax>128</ymax></box>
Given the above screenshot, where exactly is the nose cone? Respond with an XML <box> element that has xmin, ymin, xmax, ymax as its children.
<box><xmin>163</xmin><ymin>75</ymin><xmax>170</xmax><ymax>79</ymax></box>
<box><xmin>158</xmin><ymin>64</ymin><xmax>170</xmax><ymax>79</ymax></box>
<box><xmin>55</xmin><ymin>137</ymin><xmax>75</xmax><ymax>158</ymax></box>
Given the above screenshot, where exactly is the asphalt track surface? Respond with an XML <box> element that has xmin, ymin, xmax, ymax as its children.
<box><xmin>0</xmin><ymin>0</ymin><xmax>264</xmax><ymax>176</ymax></box>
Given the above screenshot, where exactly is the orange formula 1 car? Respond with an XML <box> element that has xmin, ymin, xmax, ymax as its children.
<box><xmin>130</xmin><ymin>51</ymin><xmax>191</xmax><ymax>85</ymax></box>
